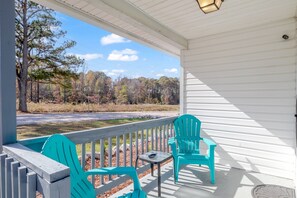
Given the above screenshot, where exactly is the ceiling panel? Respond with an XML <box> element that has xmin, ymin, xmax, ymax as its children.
<box><xmin>126</xmin><ymin>0</ymin><xmax>297</xmax><ymax>39</ymax></box>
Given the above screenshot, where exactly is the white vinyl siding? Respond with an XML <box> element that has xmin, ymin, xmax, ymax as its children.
<box><xmin>182</xmin><ymin>18</ymin><xmax>297</xmax><ymax>179</ymax></box>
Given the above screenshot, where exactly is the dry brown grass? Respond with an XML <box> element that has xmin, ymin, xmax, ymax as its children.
<box><xmin>23</xmin><ymin>103</ymin><xmax>179</xmax><ymax>113</ymax></box>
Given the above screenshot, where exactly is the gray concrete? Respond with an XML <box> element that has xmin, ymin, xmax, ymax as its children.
<box><xmin>17</xmin><ymin>111</ymin><xmax>178</xmax><ymax>125</ymax></box>
<box><xmin>0</xmin><ymin>0</ymin><xmax>17</xmax><ymax>146</ymax></box>
<box><xmin>112</xmin><ymin>163</ymin><xmax>295</xmax><ymax>198</ymax></box>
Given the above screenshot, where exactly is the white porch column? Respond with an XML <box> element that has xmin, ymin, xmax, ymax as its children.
<box><xmin>0</xmin><ymin>0</ymin><xmax>17</xmax><ymax>150</ymax></box>
<box><xmin>179</xmin><ymin>50</ymin><xmax>185</xmax><ymax>115</ymax></box>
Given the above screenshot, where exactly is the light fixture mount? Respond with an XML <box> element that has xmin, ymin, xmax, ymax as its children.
<box><xmin>196</xmin><ymin>0</ymin><xmax>224</xmax><ymax>14</ymax></box>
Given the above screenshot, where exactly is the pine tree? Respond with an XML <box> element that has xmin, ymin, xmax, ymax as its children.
<box><xmin>15</xmin><ymin>0</ymin><xmax>83</xmax><ymax>111</ymax></box>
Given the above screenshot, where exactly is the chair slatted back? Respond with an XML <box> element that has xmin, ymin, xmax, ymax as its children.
<box><xmin>41</xmin><ymin>134</ymin><xmax>96</xmax><ymax>198</ymax></box>
<box><xmin>173</xmin><ymin>114</ymin><xmax>201</xmax><ymax>153</ymax></box>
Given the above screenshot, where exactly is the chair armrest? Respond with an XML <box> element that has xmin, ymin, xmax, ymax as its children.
<box><xmin>201</xmin><ymin>138</ymin><xmax>216</xmax><ymax>158</ymax></box>
<box><xmin>85</xmin><ymin>167</ymin><xmax>141</xmax><ymax>190</ymax></box>
<box><xmin>168</xmin><ymin>137</ymin><xmax>177</xmax><ymax>156</ymax></box>
<box><xmin>201</xmin><ymin>138</ymin><xmax>216</xmax><ymax>148</ymax></box>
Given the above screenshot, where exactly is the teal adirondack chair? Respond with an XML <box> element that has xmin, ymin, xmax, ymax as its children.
<box><xmin>41</xmin><ymin>134</ymin><xmax>147</xmax><ymax>198</ymax></box>
<box><xmin>168</xmin><ymin>114</ymin><xmax>217</xmax><ymax>184</ymax></box>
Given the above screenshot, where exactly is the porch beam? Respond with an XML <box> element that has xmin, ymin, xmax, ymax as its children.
<box><xmin>33</xmin><ymin>0</ymin><xmax>186</xmax><ymax>56</ymax></box>
<box><xmin>88</xmin><ymin>0</ymin><xmax>188</xmax><ymax>50</ymax></box>
<box><xmin>0</xmin><ymin>0</ymin><xmax>17</xmax><ymax>149</ymax></box>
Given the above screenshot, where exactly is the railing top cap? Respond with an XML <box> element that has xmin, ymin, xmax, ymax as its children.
<box><xmin>3</xmin><ymin>143</ymin><xmax>69</xmax><ymax>183</ymax></box>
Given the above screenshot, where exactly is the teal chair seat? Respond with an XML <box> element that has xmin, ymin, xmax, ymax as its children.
<box><xmin>41</xmin><ymin>134</ymin><xmax>147</xmax><ymax>198</ymax></box>
<box><xmin>168</xmin><ymin>114</ymin><xmax>217</xmax><ymax>184</ymax></box>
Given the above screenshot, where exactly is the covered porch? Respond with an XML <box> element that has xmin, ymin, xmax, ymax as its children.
<box><xmin>1</xmin><ymin>0</ymin><xmax>297</xmax><ymax>197</ymax></box>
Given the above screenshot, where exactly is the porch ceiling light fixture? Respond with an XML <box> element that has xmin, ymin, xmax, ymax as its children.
<box><xmin>196</xmin><ymin>0</ymin><xmax>224</xmax><ymax>14</ymax></box>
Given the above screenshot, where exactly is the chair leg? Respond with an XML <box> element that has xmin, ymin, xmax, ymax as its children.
<box><xmin>209</xmin><ymin>161</ymin><xmax>215</xmax><ymax>184</ymax></box>
<box><xmin>174</xmin><ymin>160</ymin><xmax>180</xmax><ymax>183</ymax></box>
<box><xmin>173</xmin><ymin>158</ymin><xmax>177</xmax><ymax>183</ymax></box>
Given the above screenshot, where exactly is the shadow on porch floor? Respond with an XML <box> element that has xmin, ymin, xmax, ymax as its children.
<box><xmin>111</xmin><ymin>163</ymin><xmax>294</xmax><ymax>198</ymax></box>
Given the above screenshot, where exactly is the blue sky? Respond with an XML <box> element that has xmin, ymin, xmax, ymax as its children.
<box><xmin>55</xmin><ymin>12</ymin><xmax>180</xmax><ymax>79</ymax></box>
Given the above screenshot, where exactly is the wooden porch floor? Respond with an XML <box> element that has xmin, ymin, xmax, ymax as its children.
<box><xmin>112</xmin><ymin>163</ymin><xmax>294</xmax><ymax>198</ymax></box>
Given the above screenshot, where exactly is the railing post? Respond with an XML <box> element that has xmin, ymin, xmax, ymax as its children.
<box><xmin>37</xmin><ymin>176</ymin><xmax>70</xmax><ymax>198</ymax></box>
<box><xmin>0</xmin><ymin>0</ymin><xmax>17</xmax><ymax>151</ymax></box>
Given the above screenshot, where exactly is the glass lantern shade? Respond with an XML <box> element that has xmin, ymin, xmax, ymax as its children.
<box><xmin>196</xmin><ymin>0</ymin><xmax>224</xmax><ymax>14</ymax></box>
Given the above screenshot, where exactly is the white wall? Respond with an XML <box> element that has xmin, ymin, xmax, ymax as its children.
<box><xmin>182</xmin><ymin>18</ymin><xmax>297</xmax><ymax>179</ymax></box>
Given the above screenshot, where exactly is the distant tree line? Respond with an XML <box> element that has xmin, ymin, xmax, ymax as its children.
<box><xmin>24</xmin><ymin>71</ymin><xmax>180</xmax><ymax>105</ymax></box>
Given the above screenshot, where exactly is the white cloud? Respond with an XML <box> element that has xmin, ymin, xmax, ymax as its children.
<box><xmin>107</xmin><ymin>49</ymin><xmax>138</xmax><ymax>62</ymax></box>
<box><xmin>101</xmin><ymin>69</ymin><xmax>125</xmax><ymax>76</ymax></box>
<box><xmin>164</xmin><ymin>68</ymin><xmax>178</xmax><ymax>73</ymax></box>
<box><xmin>71</xmin><ymin>53</ymin><xmax>103</xmax><ymax>61</ymax></box>
<box><xmin>111</xmin><ymin>69</ymin><xmax>125</xmax><ymax>73</ymax></box>
<box><xmin>100</xmin><ymin>69</ymin><xmax>108</xmax><ymax>73</ymax></box>
<box><xmin>101</xmin><ymin>34</ymin><xmax>131</xmax><ymax>45</ymax></box>
<box><xmin>156</xmin><ymin>74</ymin><xmax>164</xmax><ymax>77</ymax></box>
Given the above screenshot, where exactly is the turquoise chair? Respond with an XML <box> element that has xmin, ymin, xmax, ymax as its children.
<box><xmin>168</xmin><ymin>114</ymin><xmax>217</xmax><ymax>184</ymax></box>
<box><xmin>41</xmin><ymin>134</ymin><xmax>147</xmax><ymax>198</ymax></box>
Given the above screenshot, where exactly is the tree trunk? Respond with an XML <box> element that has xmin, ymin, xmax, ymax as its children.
<box><xmin>36</xmin><ymin>80</ymin><xmax>40</xmax><ymax>103</ymax></box>
<box><xmin>30</xmin><ymin>80</ymin><xmax>33</xmax><ymax>102</ymax></box>
<box><xmin>63</xmin><ymin>87</ymin><xmax>66</xmax><ymax>103</ymax></box>
<box><xmin>18</xmin><ymin>79</ymin><xmax>28</xmax><ymax>112</ymax></box>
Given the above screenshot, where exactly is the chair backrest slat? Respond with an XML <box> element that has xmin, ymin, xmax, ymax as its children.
<box><xmin>173</xmin><ymin>114</ymin><xmax>201</xmax><ymax>153</ymax></box>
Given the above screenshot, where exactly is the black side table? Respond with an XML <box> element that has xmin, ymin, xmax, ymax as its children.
<box><xmin>135</xmin><ymin>151</ymin><xmax>172</xmax><ymax>197</ymax></box>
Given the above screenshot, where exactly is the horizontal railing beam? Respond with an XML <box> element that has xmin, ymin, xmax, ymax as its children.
<box><xmin>67</xmin><ymin>116</ymin><xmax>177</xmax><ymax>144</ymax></box>
<box><xmin>19</xmin><ymin>116</ymin><xmax>178</xmax><ymax>146</ymax></box>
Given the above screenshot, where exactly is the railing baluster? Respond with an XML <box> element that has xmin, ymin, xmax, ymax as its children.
<box><xmin>108</xmin><ymin>137</ymin><xmax>112</xmax><ymax>180</ymax></box>
<box><xmin>26</xmin><ymin>172</ymin><xmax>36</xmax><ymax>198</ymax></box>
<box><xmin>100</xmin><ymin>138</ymin><xmax>105</xmax><ymax>184</ymax></box>
<box><xmin>81</xmin><ymin>143</ymin><xmax>86</xmax><ymax>169</ymax></box>
<box><xmin>151</xmin><ymin>128</ymin><xmax>154</xmax><ymax>151</ymax></box>
<box><xmin>11</xmin><ymin>161</ymin><xmax>19</xmax><ymax>198</ymax></box>
<box><xmin>116</xmin><ymin>136</ymin><xmax>120</xmax><ymax>168</ymax></box>
<box><xmin>18</xmin><ymin>166</ymin><xmax>27</xmax><ymax>198</ymax></box>
<box><xmin>141</xmin><ymin>129</ymin><xmax>144</xmax><ymax>165</ymax></box>
<box><xmin>155</xmin><ymin>127</ymin><xmax>158</xmax><ymax>151</ymax></box>
<box><xmin>91</xmin><ymin>141</ymin><xmax>95</xmax><ymax>185</ymax></box>
<box><xmin>146</xmin><ymin>129</ymin><xmax>149</xmax><ymax>153</ymax></box>
<box><xmin>123</xmin><ymin>134</ymin><xmax>127</xmax><ymax>166</ymax></box>
<box><xmin>135</xmin><ymin>131</ymin><xmax>139</xmax><ymax>160</ymax></box>
<box><xmin>159</xmin><ymin>126</ymin><xmax>162</xmax><ymax>151</ymax></box>
<box><xmin>170</xmin><ymin>123</ymin><xmax>173</xmax><ymax>138</ymax></box>
<box><xmin>129</xmin><ymin>132</ymin><xmax>133</xmax><ymax>166</ymax></box>
<box><xmin>0</xmin><ymin>154</ymin><xmax>7</xmax><ymax>198</ymax></box>
<box><xmin>5</xmin><ymin>157</ymin><xmax>13</xmax><ymax>198</ymax></box>
<box><xmin>141</xmin><ymin>129</ymin><xmax>144</xmax><ymax>154</ymax></box>
<box><xmin>162</xmin><ymin>125</ymin><xmax>166</xmax><ymax>152</ymax></box>
<box><xmin>166</xmin><ymin>124</ymin><xmax>169</xmax><ymax>152</ymax></box>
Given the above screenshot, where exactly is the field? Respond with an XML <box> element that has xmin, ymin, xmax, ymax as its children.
<box><xmin>24</xmin><ymin>102</ymin><xmax>179</xmax><ymax>113</ymax></box>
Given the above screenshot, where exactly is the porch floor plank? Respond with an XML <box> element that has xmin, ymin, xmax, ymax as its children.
<box><xmin>111</xmin><ymin>163</ymin><xmax>294</xmax><ymax>198</ymax></box>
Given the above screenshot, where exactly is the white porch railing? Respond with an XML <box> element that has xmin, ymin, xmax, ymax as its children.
<box><xmin>2</xmin><ymin>116</ymin><xmax>177</xmax><ymax>197</ymax></box>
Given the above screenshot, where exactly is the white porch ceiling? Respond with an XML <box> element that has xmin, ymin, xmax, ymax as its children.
<box><xmin>126</xmin><ymin>0</ymin><xmax>297</xmax><ymax>40</ymax></box>
<box><xmin>34</xmin><ymin>0</ymin><xmax>297</xmax><ymax>56</ymax></box>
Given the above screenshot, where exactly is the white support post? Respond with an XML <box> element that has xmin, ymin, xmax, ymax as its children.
<box><xmin>0</xmin><ymin>0</ymin><xmax>17</xmax><ymax>150</ymax></box>
<box><xmin>179</xmin><ymin>50</ymin><xmax>185</xmax><ymax>115</ymax></box>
